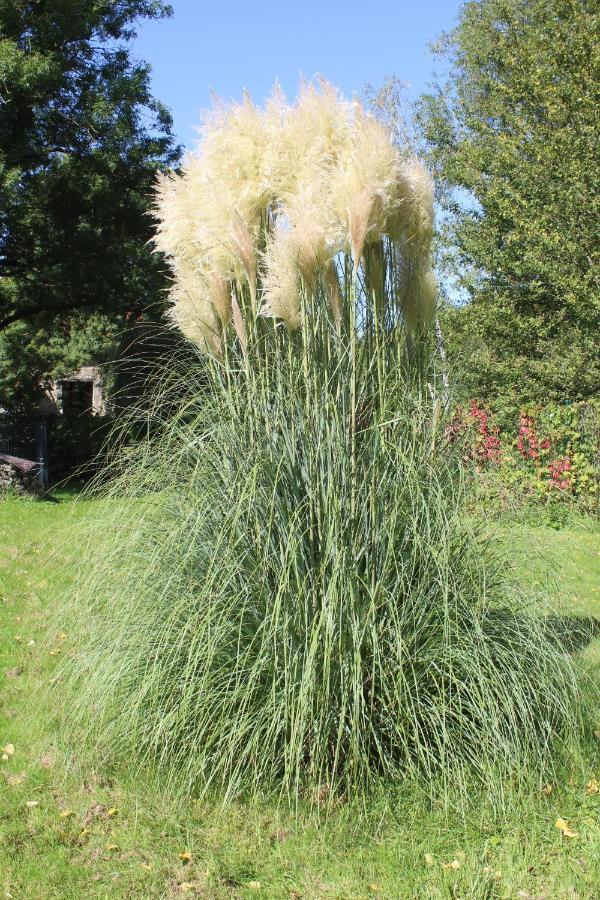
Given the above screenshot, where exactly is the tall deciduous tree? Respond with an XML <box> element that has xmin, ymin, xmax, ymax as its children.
<box><xmin>418</xmin><ymin>0</ymin><xmax>599</xmax><ymax>411</ymax></box>
<box><xmin>0</xmin><ymin>0</ymin><xmax>180</xmax><ymax>407</ymax></box>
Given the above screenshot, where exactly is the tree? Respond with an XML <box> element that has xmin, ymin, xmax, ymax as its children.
<box><xmin>0</xmin><ymin>0</ymin><xmax>180</xmax><ymax>408</ymax></box>
<box><xmin>417</xmin><ymin>0</ymin><xmax>599</xmax><ymax>412</ymax></box>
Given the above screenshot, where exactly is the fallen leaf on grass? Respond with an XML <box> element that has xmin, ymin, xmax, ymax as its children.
<box><xmin>6</xmin><ymin>771</ymin><xmax>26</xmax><ymax>786</ymax></box>
<box><xmin>5</xmin><ymin>668</ymin><xmax>22</xmax><ymax>679</ymax></box>
<box><xmin>59</xmin><ymin>809</ymin><xmax>73</xmax><ymax>819</ymax></box>
<box><xmin>483</xmin><ymin>866</ymin><xmax>502</xmax><ymax>880</ymax></box>
<box><xmin>442</xmin><ymin>859</ymin><xmax>461</xmax><ymax>870</ymax></box>
<box><xmin>516</xmin><ymin>892</ymin><xmax>546</xmax><ymax>899</ymax></box>
<box><xmin>542</xmin><ymin>783</ymin><xmax>553</xmax><ymax>796</ymax></box>
<box><xmin>271</xmin><ymin>828</ymin><xmax>290</xmax><ymax>843</ymax></box>
<box><xmin>3</xmin><ymin>744</ymin><xmax>15</xmax><ymax>757</ymax></box>
<box><xmin>25</xmin><ymin>800</ymin><xmax>39</xmax><ymax>808</ymax></box>
<box><xmin>586</xmin><ymin>777</ymin><xmax>598</xmax><ymax>795</ymax></box>
<box><xmin>82</xmin><ymin>804</ymin><xmax>111</xmax><ymax>825</ymax></box>
<box><xmin>106</xmin><ymin>843</ymin><xmax>120</xmax><ymax>851</ymax></box>
<box><xmin>107</xmin><ymin>807</ymin><xmax>118</xmax><ymax>817</ymax></box>
<box><xmin>179</xmin><ymin>850</ymin><xmax>192</xmax><ymax>863</ymax></box>
<box><xmin>555</xmin><ymin>818</ymin><xmax>579</xmax><ymax>838</ymax></box>
<box><xmin>246</xmin><ymin>882</ymin><xmax>261</xmax><ymax>891</ymax></box>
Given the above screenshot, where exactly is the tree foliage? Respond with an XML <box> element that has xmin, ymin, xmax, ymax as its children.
<box><xmin>0</xmin><ymin>0</ymin><xmax>179</xmax><ymax>407</ymax></box>
<box><xmin>418</xmin><ymin>0</ymin><xmax>599</xmax><ymax>409</ymax></box>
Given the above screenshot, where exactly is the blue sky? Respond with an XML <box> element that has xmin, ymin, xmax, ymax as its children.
<box><xmin>134</xmin><ymin>0</ymin><xmax>462</xmax><ymax>149</ymax></box>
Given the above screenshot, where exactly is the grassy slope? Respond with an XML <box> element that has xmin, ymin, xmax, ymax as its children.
<box><xmin>0</xmin><ymin>496</ymin><xmax>599</xmax><ymax>899</ymax></box>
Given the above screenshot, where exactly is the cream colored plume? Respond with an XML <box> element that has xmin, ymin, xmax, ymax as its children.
<box><xmin>206</xmin><ymin>271</ymin><xmax>232</xmax><ymax>326</ymax></box>
<box><xmin>330</xmin><ymin>105</ymin><xmax>402</xmax><ymax>270</ymax></box>
<box><xmin>153</xmin><ymin>163</ymin><xmax>202</xmax><ymax>269</ymax></box>
<box><xmin>285</xmin><ymin>182</ymin><xmax>336</xmax><ymax>291</ymax></box>
<box><xmin>167</xmin><ymin>265</ymin><xmax>223</xmax><ymax>356</ymax></box>
<box><xmin>260</xmin><ymin>224</ymin><xmax>302</xmax><ymax>331</ymax></box>
<box><xmin>391</xmin><ymin>159</ymin><xmax>435</xmax><ymax>255</ymax></box>
<box><xmin>264</xmin><ymin>80</ymin><xmax>351</xmax><ymax>204</ymax></box>
<box><xmin>153</xmin><ymin>79</ymin><xmax>436</xmax><ymax>349</ymax></box>
<box><xmin>399</xmin><ymin>260</ymin><xmax>437</xmax><ymax>334</ymax></box>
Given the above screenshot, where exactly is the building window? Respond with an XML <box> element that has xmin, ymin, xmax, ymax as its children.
<box><xmin>60</xmin><ymin>380</ymin><xmax>94</xmax><ymax>415</ymax></box>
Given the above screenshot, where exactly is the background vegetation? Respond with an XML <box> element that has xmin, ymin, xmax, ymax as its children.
<box><xmin>0</xmin><ymin>0</ymin><xmax>180</xmax><ymax>409</ymax></box>
<box><xmin>418</xmin><ymin>0</ymin><xmax>599</xmax><ymax>411</ymax></box>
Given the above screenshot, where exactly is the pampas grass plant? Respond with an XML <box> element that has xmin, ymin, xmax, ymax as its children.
<box><xmin>59</xmin><ymin>81</ymin><xmax>581</xmax><ymax>803</ymax></box>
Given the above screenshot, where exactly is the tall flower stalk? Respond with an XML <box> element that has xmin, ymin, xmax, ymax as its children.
<box><xmin>153</xmin><ymin>81</ymin><xmax>439</xmax><ymax>524</ymax></box>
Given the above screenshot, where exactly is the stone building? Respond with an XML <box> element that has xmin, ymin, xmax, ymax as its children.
<box><xmin>0</xmin><ymin>363</ymin><xmax>110</xmax><ymax>494</ymax></box>
<box><xmin>38</xmin><ymin>364</ymin><xmax>109</xmax><ymax>417</ymax></box>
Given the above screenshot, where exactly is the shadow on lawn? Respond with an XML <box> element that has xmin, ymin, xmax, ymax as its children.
<box><xmin>480</xmin><ymin>609</ymin><xmax>600</xmax><ymax>656</ymax></box>
<box><xmin>544</xmin><ymin>615</ymin><xmax>600</xmax><ymax>654</ymax></box>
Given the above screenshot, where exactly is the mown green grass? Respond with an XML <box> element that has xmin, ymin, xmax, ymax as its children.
<box><xmin>505</xmin><ymin>521</ymin><xmax>600</xmax><ymax>618</ymax></box>
<box><xmin>1</xmin><ymin>495</ymin><xmax>599</xmax><ymax>898</ymax></box>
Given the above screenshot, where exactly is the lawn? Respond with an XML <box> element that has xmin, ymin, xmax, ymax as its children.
<box><xmin>1</xmin><ymin>495</ymin><xmax>599</xmax><ymax>898</ymax></box>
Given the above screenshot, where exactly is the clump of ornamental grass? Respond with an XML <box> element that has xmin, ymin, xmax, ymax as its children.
<box><xmin>58</xmin><ymin>81</ymin><xmax>581</xmax><ymax>803</ymax></box>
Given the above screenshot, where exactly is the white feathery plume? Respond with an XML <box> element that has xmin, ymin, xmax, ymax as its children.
<box><xmin>206</xmin><ymin>271</ymin><xmax>232</xmax><ymax>326</ymax></box>
<box><xmin>330</xmin><ymin>105</ymin><xmax>402</xmax><ymax>271</ymax></box>
<box><xmin>399</xmin><ymin>257</ymin><xmax>437</xmax><ymax>334</ymax></box>
<box><xmin>285</xmin><ymin>182</ymin><xmax>337</xmax><ymax>291</ymax></box>
<box><xmin>167</xmin><ymin>264</ymin><xmax>223</xmax><ymax>356</ymax></box>
<box><xmin>324</xmin><ymin>259</ymin><xmax>343</xmax><ymax>327</ymax></box>
<box><xmin>391</xmin><ymin>159</ymin><xmax>436</xmax><ymax>333</ymax></box>
<box><xmin>391</xmin><ymin>158</ymin><xmax>435</xmax><ymax>255</ymax></box>
<box><xmin>154</xmin><ymin>161</ymin><xmax>203</xmax><ymax>269</ymax></box>
<box><xmin>153</xmin><ymin>79</ymin><xmax>436</xmax><ymax>349</ymax></box>
<box><xmin>230</xmin><ymin>211</ymin><xmax>258</xmax><ymax>308</ymax></box>
<box><xmin>264</xmin><ymin>80</ymin><xmax>351</xmax><ymax>205</ymax></box>
<box><xmin>199</xmin><ymin>93</ymin><xmax>272</xmax><ymax>219</ymax></box>
<box><xmin>260</xmin><ymin>223</ymin><xmax>302</xmax><ymax>331</ymax></box>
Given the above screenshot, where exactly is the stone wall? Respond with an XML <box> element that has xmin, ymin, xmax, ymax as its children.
<box><xmin>0</xmin><ymin>459</ymin><xmax>40</xmax><ymax>495</ymax></box>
